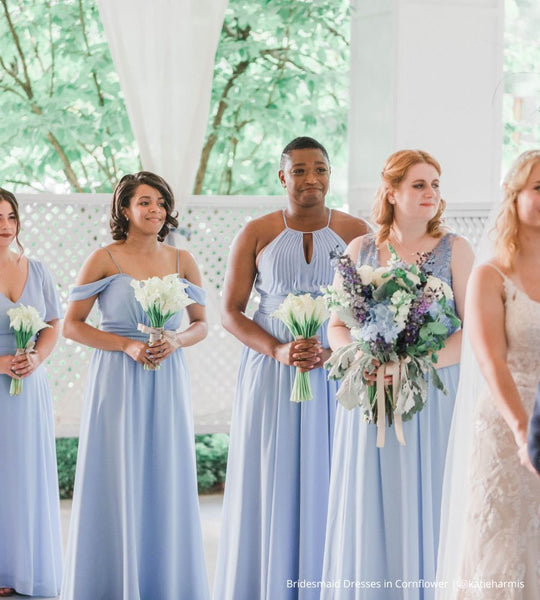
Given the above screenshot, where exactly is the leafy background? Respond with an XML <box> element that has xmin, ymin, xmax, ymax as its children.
<box><xmin>2</xmin><ymin>0</ymin><xmax>539</xmax><ymax>497</ymax></box>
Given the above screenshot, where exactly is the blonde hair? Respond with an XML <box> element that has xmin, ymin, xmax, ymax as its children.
<box><xmin>372</xmin><ymin>149</ymin><xmax>446</xmax><ymax>245</ymax></box>
<box><xmin>494</xmin><ymin>149</ymin><xmax>540</xmax><ymax>268</ymax></box>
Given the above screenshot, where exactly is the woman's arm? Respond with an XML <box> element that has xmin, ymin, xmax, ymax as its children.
<box><xmin>62</xmin><ymin>249</ymin><xmax>155</xmax><ymax>367</ymax></box>
<box><xmin>221</xmin><ymin>222</ymin><xmax>322</xmax><ymax>370</ymax></box>
<box><xmin>327</xmin><ymin>236</ymin><xmax>363</xmax><ymax>351</ymax></box>
<box><xmin>468</xmin><ymin>263</ymin><xmax>536</xmax><ymax>473</ymax></box>
<box><xmin>433</xmin><ymin>236</ymin><xmax>475</xmax><ymax>368</ymax></box>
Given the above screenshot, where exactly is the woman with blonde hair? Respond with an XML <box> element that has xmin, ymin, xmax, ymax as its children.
<box><xmin>437</xmin><ymin>150</ymin><xmax>540</xmax><ymax>598</ymax></box>
<box><xmin>321</xmin><ymin>149</ymin><xmax>474</xmax><ymax>599</ymax></box>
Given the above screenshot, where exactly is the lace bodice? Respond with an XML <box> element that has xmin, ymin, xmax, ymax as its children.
<box><xmin>457</xmin><ymin>273</ymin><xmax>540</xmax><ymax>599</ymax></box>
<box><xmin>503</xmin><ymin>279</ymin><xmax>540</xmax><ymax>391</ymax></box>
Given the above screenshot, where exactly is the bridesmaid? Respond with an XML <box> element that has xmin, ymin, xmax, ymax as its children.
<box><xmin>213</xmin><ymin>137</ymin><xmax>370</xmax><ymax>599</ymax></box>
<box><xmin>321</xmin><ymin>150</ymin><xmax>473</xmax><ymax>599</ymax></box>
<box><xmin>61</xmin><ymin>172</ymin><xmax>209</xmax><ymax>600</ymax></box>
<box><xmin>0</xmin><ymin>189</ymin><xmax>63</xmax><ymax>597</ymax></box>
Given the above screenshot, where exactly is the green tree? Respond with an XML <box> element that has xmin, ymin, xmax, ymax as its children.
<box><xmin>194</xmin><ymin>0</ymin><xmax>350</xmax><ymax>200</ymax></box>
<box><xmin>503</xmin><ymin>0</ymin><xmax>540</xmax><ymax>170</ymax></box>
<box><xmin>0</xmin><ymin>0</ymin><xmax>139</xmax><ymax>192</ymax></box>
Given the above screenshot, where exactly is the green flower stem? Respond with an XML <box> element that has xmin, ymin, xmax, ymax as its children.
<box><xmin>290</xmin><ymin>369</ymin><xmax>313</xmax><ymax>402</ymax></box>
<box><xmin>9</xmin><ymin>377</ymin><xmax>23</xmax><ymax>396</ymax></box>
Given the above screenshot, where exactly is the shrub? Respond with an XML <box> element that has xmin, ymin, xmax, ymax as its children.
<box><xmin>55</xmin><ymin>434</ymin><xmax>229</xmax><ymax>499</ymax></box>
<box><xmin>56</xmin><ymin>437</ymin><xmax>79</xmax><ymax>499</ymax></box>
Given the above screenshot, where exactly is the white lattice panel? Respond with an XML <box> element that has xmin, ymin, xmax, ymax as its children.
<box><xmin>16</xmin><ymin>194</ymin><xmax>489</xmax><ymax>436</ymax></box>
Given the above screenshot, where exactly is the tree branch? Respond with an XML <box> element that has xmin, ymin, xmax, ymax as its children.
<box><xmin>1</xmin><ymin>0</ymin><xmax>34</xmax><ymax>98</ymax></box>
<box><xmin>78</xmin><ymin>0</ymin><xmax>105</xmax><ymax>106</ymax></box>
<box><xmin>193</xmin><ymin>58</ymin><xmax>250</xmax><ymax>194</ymax></box>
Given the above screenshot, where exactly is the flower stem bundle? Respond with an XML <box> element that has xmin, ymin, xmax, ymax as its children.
<box><xmin>7</xmin><ymin>304</ymin><xmax>51</xmax><ymax>395</ymax></box>
<box><xmin>271</xmin><ymin>293</ymin><xmax>328</xmax><ymax>402</ymax></box>
<box><xmin>131</xmin><ymin>274</ymin><xmax>194</xmax><ymax>370</ymax></box>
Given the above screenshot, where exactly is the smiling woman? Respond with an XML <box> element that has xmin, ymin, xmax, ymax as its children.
<box><xmin>212</xmin><ymin>137</ymin><xmax>369</xmax><ymax>600</ymax></box>
<box><xmin>0</xmin><ymin>189</ymin><xmax>63</xmax><ymax>598</ymax></box>
<box><xmin>61</xmin><ymin>172</ymin><xmax>210</xmax><ymax>600</ymax></box>
<box><xmin>321</xmin><ymin>149</ymin><xmax>474</xmax><ymax>600</ymax></box>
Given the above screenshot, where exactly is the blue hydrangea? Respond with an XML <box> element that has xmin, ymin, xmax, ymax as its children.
<box><xmin>360</xmin><ymin>302</ymin><xmax>400</xmax><ymax>345</ymax></box>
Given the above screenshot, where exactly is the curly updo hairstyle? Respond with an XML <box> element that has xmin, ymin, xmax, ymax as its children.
<box><xmin>110</xmin><ymin>171</ymin><xmax>179</xmax><ymax>242</ymax></box>
<box><xmin>0</xmin><ymin>187</ymin><xmax>23</xmax><ymax>255</ymax></box>
<box><xmin>372</xmin><ymin>149</ymin><xmax>446</xmax><ymax>246</ymax></box>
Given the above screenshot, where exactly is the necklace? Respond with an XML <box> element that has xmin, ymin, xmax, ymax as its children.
<box><xmin>388</xmin><ymin>232</ymin><xmax>429</xmax><ymax>256</ymax></box>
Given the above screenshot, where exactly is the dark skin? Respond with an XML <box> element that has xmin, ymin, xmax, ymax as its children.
<box><xmin>221</xmin><ymin>147</ymin><xmax>370</xmax><ymax>369</ymax></box>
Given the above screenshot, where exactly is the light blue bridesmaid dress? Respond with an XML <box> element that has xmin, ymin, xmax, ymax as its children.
<box><xmin>0</xmin><ymin>258</ymin><xmax>63</xmax><ymax>597</ymax></box>
<box><xmin>61</xmin><ymin>251</ymin><xmax>209</xmax><ymax>600</ymax></box>
<box><xmin>321</xmin><ymin>233</ymin><xmax>460</xmax><ymax>600</ymax></box>
<box><xmin>213</xmin><ymin>210</ymin><xmax>346</xmax><ymax>600</ymax></box>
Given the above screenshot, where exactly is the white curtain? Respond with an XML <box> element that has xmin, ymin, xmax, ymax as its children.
<box><xmin>97</xmin><ymin>0</ymin><xmax>228</xmax><ymax>198</ymax></box>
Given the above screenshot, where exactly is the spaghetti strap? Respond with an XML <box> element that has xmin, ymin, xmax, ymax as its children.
<box><xmin>485</xmin><ymin>262</ymin><xmax>507</xmax><ymax>280</ymax></box>
<box><xmin>176</xmin><ymin>249</ymin><xmax>180</xmax><ymax>274</ymax></box>
<box><xmin>281</xmin><ymin>208</ymin><xmax>332</xmax><ymax>230</ymax></box>
<box><xmin>104</xmin><ymin>247</ymin><xmax>123</xmax><ymax>274</ymax></box>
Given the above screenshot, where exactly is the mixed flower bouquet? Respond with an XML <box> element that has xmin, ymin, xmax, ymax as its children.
<box><xmin>7</xmin><ymin>304</ymin><xmax>51</xmax><ymax>395</ymax></box>
<box><xmin>323</xmin><ymin>246</ymin><xmax>460</xmax><ymax>446</ymax></box>
<box><xmin>271</xmin><ymin>293</ymin><xmax>328</xmax><ymax>402</ymax></box>
<box><xmin>131</xmin><ymin>274</ymin><xmax>194</xmax><ymax>370</ymax></box>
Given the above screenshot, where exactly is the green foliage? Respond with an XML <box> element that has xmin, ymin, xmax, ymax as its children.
<box><xmin>55</xmin><ymin>434</ymin><xmax>229</xmax><ymax>499</ymax></box>
<box><xmin>195</xmin><ymin>433</ymin><xmax>229</xmax><ymax>493</ymax></box>
<box><xmin>2</xmin><ymin>0</ymin><xmax>535</xmax><ymax>196</ymax></box>
<box><xmin>503</xmin><ymin>0</ymin><xmax>540</xmax><ymax>171</ymax></box>
<box><xmin>55</xmin><ymin>436</ymin><xmax>79</xmax><ymax>499</ymax></box>
<box><xmin>194</xmin><ymin>0</ymin><xmax>350</xmax><ymax>203</ymax></box>
<box><xmin>0</xmin><ymin>0</ymin><xmax>349</xmax><ymax>198</ymax></box>
<box><xmin>0</xmin><ymin>0</ymin><xmax>140</xmax><ymax>192</ymax></box>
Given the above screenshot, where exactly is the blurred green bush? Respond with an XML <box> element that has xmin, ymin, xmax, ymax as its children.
<box><xmin>56</xmin><ymin>434</ymin><xmax>229</xmax><ymax>499</ymax></box>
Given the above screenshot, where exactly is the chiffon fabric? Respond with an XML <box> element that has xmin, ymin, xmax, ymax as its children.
<box><xmin>321</xmin><ymin>233</ymin><xmax>460</xmax><ymax>600</ymax></box>
<box><xmin>450</xmin><ymin>272</ymin><xmax>540</xmax><ymax>599</ymax></box>
<box><xmin>213</xmin><ymin>211</ymin><xmax>346</xmax><ymax>600</ymax></box>
<box><xmin>0</xmin><ymin>258</ymin><xmax>63</xmax><ymax>597</ymax></box>
<box><xmin>61</xmin><ymin>255</ymin><xmax>209</xmax><ymax>600</ymax></box>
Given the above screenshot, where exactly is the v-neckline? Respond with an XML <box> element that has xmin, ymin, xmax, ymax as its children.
<box><xmin>0</xmin><ymin>257</ymin><xmax>30</xmax><ymax>304</ymax></box>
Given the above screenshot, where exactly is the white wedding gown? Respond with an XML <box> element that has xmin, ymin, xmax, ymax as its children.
<box><xmin>455</xmin><ymin>273</ymin><xmax>540</xmax><ymax>598</ymax></box>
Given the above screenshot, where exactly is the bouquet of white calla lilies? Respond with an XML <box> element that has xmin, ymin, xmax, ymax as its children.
<box><xmin>131</xmin><ymin>274</ymin><xmax>194</xmax><ymax>370</ymax></box>
<box><xmin>271</xmin><ymin>293</ymin><xmax>328</xmax><ymax>402</ymax></box>
<box><xmin>7</xmin><ymin>304</ymin><xmax>51</xmax><ymax>395</ymax></box>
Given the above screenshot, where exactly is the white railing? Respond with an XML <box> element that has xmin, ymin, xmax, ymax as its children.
<box><xmin>16</xmin><ymin>194</ymin><xmax>490</xmax><ymax>436</ymax></box>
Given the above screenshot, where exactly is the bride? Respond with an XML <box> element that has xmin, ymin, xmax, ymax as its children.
<box><xmin>437</xmin><ymin>150</ymin><xmax>540</xmax><ymax>598</ymax></box>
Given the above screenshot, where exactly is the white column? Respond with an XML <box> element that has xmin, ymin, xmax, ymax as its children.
<box><xmin>348</xmin><ymin>0</ymin><xmax>504</xmax><ymax>215</ymax></box>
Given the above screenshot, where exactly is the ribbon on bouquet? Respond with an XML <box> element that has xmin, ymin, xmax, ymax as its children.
<box><xmin>136</xmin><ymin>323</ymin><xmax>182</xmax><ymax>350</ymax></box>
<box><xmin>375</xmin><ymin>361</ymin><xmax>406</xmax><ymax>448</ymax></box>
<box><xmin>14</xmin><ymin>340</ymin><xmax>36</xmax><ymax>356</ymax></box>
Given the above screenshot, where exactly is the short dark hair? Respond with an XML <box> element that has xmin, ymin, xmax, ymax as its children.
<box><xmin>280</xmin><ymin>136</ymin><xmax>330</xmax><ymax>169</ymax></box>
<box><xmin>0</xmin><ymin>187</ymin><xmax>23</xmax><ymax>255</ymax></box>
<box><xmin>110</xmin><ymin>171</ymin><xmax>179</xmax><ymax>241</ymax></box>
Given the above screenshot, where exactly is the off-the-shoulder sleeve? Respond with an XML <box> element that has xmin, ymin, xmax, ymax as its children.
<box><xmin>183</xmin><ymin>279</ymin><xmax>206</xmax><ymax>306</ymax></box>
<box><xmin>34</xmin><ymin>259</ymin><xmax>63</xmax><ymax>321</ymax></box>
<box><xmin>69</xmin><ymin>275</ymin><xmax>117</xmax><ymax>302</ymax></box>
